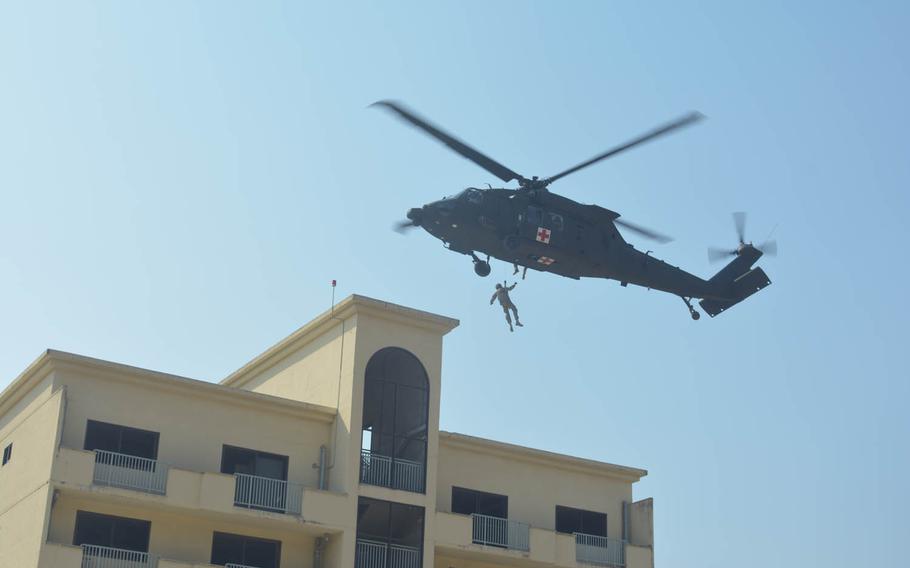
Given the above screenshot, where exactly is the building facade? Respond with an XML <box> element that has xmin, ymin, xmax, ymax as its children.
<box><xmin>0</xmin><ymin>295</ymin><xmax>655</xmax><ymax>568</ymax></box>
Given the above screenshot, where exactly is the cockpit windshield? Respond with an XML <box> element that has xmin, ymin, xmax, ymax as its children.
<box><xmin>458</xmin><ymin>188</ymin><xmax>484</xmax><ymax>204</ymax></box>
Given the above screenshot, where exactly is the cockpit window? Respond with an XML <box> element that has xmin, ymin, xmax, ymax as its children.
<box><xmin>462</xmin><ymin>188</ymin><xmax>483</xmax><ymax>204</ymax></box>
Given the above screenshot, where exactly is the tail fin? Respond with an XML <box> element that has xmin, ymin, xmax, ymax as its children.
<box><xmin>699</xmin><ymin>257</ymin><xmax>772</xmax><ymax>317</ymax></box>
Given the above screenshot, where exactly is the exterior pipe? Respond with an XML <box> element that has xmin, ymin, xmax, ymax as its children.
<box><xmin>318</xmin><ymin>445</ymin><xmax>327</xmax><ymax>490</ymax></box>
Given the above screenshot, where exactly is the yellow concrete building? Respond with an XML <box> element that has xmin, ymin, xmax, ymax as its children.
<box><xmin>0</xmin><ymin>295</ymin><xmax>654</xmax><ymax>568</ymax></box>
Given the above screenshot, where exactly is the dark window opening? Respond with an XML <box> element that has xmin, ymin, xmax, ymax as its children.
<box><xmin>452</xmin><ymin>487</ymin><xmax>508</xmax><ymax>518</ymax></box>
<box><xmin>549</xmin><ymin>212</ymin><xmax>565</xmax><ymax>231</ymax></box>
<box><xmin>73</xmin><ymin>511</ymin><xmax>151</xmax><ymax>552</ymax></box>
<box><xmin>356</xmin><ymin>497</ymin><xmax>424</xmax><ymax>568</ymax></box>
<box><xmin>555</xmin><ymin>505</ymin><xmax>607</xmax><ymax>537</ymax></box>
<box><xmin>84</xmin><ymin>420</ymin><xmax>159</xmax><ymax>460</ymax></box>
<box><xmin>211</xmin><ymin>532</ymin><xmax>281</xmax><ymax>568</ymax></box>
<box><xmin>361</xmin><ymin>347</ymin><xmax>429</xmax><ymax>493</ymax></box>
<box><xmin>220</xmin><ymin>445</ymin><xmax>288</xmax><ymax>480</ymax></box>
<box><xmin>2</xmin><ymin>443</ymin><xmax>11</xmax><ymax>466</ymax></box>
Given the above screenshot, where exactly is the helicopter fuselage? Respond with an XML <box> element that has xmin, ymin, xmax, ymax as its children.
<box><xmin>411</xmin><ymin>186</ymin><xmax>765</xmax><ymax>307</ymax></box>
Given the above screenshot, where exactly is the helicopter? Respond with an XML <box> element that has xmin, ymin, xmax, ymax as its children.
<box><xmin>373</xmin><ymin>101</ymin><xmax>773</xmax><ymax>320</ymax></box>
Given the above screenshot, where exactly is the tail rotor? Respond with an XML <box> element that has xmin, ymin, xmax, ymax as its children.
<box><xmin>708</xmin><ymin>212</ymin><xmax>777</xmax><ymax>262</ymax></box>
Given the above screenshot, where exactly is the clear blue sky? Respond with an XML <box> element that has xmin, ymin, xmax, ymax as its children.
<box><xmin>1</xmin><ymin>2</ymin><xmax>907</xmax><ymax>566</ymax></box>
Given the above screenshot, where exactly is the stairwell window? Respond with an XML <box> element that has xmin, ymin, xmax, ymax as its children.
<box><xmin>360</xmin><ymin>347</ymin><xmax>429</xmax><ymax>493</ymax></box>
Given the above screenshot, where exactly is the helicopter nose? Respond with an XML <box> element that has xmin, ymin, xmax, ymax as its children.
<box><xmin>406</xmin><ymin>207</ymin><xmax>423</xmax><ymax>225</ymax></box>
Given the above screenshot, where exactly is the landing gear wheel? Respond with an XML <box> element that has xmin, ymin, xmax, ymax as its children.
<box><xmin>680</xmin><ymin>296</ymin><xmax>700</xmax><ymax>321</ymax></box>
<box><xmin>474</xmin><ymin>261</ymin><xmax>491</xmax><ymax>277</ymax></box>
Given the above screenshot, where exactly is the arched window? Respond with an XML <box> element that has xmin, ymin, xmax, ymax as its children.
<box><xmin>361</xmin><ymin>348</ymin><xmax>429</xmax><ymax>493</ymax></box>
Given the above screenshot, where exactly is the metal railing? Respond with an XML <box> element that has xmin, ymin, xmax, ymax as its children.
<box><xmin>471</xmin><ymin>513</ymin><xmax>530</xmax><ymax>551</ymax></box>
<box><xmin>356</xmin><ymin>539</ymin><xmax>387</xmax><ymax>568</ymax></box>
<box><xmin>355</xmin><ymin>539</ymin><xmax>421</xmax><ymax>568</ymax></box>
<box><xmin>392</xmin><ymin>458</ymin><xmax>424</xmax><ymax>493</ymax></box>
<box><xmin>233</xmin><ymin>472</ymin><xmax>302</xmax><ymax>515</ymax></box>
<box><xmin>81</xmin><ymin>544</ymin><xmax>156</xmax><ymax>568</ymax></box>
<box><xmin>389</xmin><ymin>544</ymin><xmax>421</xmax><ymax>568</ymax></box>
<box><xmin>575</xmin><ymin>533</ymin><xmax>625</xmax><ymax>566</ymax></box>
<box><xmin>92</xmin><ymin>450</ymin><xmax>168</xmax><ymax>495</ymax></box>
<box><xmin>360</xmin><ymin>449</ymin><xmax>425</xmax><ymax>493</ymax></box>
<box><xmin>225</xmin><ymin>564</ymin><xmax>262</xmax><ymax>568</ymax></box>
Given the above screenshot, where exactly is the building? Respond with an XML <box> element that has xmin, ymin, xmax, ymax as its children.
<box><xmin>0</xmin><ymin>295</ymin><xmax>655</xmax><ymax>568</ymax></box>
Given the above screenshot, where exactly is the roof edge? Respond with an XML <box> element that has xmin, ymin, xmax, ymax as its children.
<box><xmin>439</xmin><ymin>431</ymin><xmax>647</xmax><ymax>482</ymax></box>
<box><xmin>222</xmin><ymin>294</ymin><xmax>459</xmax><ymax>388</ymax></box>
<box><xmin>1</xmin><ymin>350</ymin><xmax>337</xmax><ymax>423</ymax></box>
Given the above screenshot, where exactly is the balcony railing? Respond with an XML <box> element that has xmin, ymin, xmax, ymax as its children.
<box><xmin>233</xmin><ymin>472</ymin><xmax>302</xmax><ymax>515</ymax></box>
<box><xmin>471</xmin><ymin>513</ymin><xmax>530</xmax><ymax>551</ymax></box>
<box><xmin>92</xmin><ymin>450</ymin><xmax>168</xmax><ymax>495</ymax></box>
<box><xmin>81</xmin><ymin>544</ymin><xmax>156</xmax><ymax>568</ymax></box>
<box><xmin>355</xmin><ymin>539</ymin><xmax>421</xmax><ymax>568</ymax></box>
<box><xmin>360</xmin><ymin>449</ymin><xmax>425</xmax><ymax>493</ymax></box>
<box><xmin>575</xmin><ymin>533</ymin><xmax>625</xmax><ymax>566</ymax></box>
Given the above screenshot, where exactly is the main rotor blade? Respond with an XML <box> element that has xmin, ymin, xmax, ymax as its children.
<box><xmin>393</xmin><ymin>220</ymin><xmax>418</xmax><ymax>234</ymax></box>
<box><xmin>733</xmin><ymin>212</ymin><xmax>747</xmax><ymax>244</ymax></box>
<box><xmin>544</xmin><ymin>111</ymin><xmax>704</xmax><ymax>185</ymax></box>
<box><xmin>371</xmin><ymin>100</ymin><xmax>525</xmax><ymax>184</ymax></box>
<box><xmin>615</xmin><ymin>218</ymin><xmax>674</xmax><ymax>244</ymax></box>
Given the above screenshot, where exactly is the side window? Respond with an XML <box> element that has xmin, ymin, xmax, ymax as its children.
<box><xmin>465</xmin><ymin>189</ymin><xmax>483</xmax><ymax>204</ymax></box>
<box><xmin>221</xmin><ymin>445</ymin><xmax>288</xmax><ymax>481</ymax></box>
<box><xmin>526</xmin><ymin>206</ymin><xmax>543</xmax><ymax>225</ymax></box>
<box><xmin>452</xmin><ymin>486</ymin><xmax>508</xmax><ymax>518</ymax></box>
<box><xmin>84</xmin><ymin>420</ymin><xmax>159</xmax><ymax>460</ymax></box>
<box><xmin>2</xmin><ymin>443</ymin><xmax>11</xmax><ymax>466</ymax></box>
<box><xmin>548</xmin><ymin>212</ymin><xmax>565</xmax><ymax>231</ymax></box>
<box><xmin>555</xmin><ymin>505</ymin><xmax>607</xmax><ymax>537</ymax></box>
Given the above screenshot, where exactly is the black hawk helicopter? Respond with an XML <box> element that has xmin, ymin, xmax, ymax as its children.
<box><xmin>374</xmin><ymin>101</ymin><xmax>773</xmax><ymax>320</ymax></box>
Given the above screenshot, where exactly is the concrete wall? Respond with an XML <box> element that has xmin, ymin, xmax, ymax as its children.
<box><xmin>47</xmin><ymin>494</ymin><xmax>315</xmax><ymax>566</ymax></box>
<box><xmin>629</xmin><ymin>497</ymin><xmax>654</xmax><ymax>547</ymax></box>
<box><xmin>54</xmin><ymin>367</ymin><xmax>331</xmax><ymax>488</ymax></box>
<box><xmin>0</xmin><ymin>380</ymin><xmax>62</xmax><ymax>568</ymax></box>
<box><xmin>437</xmin><ymin>440</ymin><xmax>633</xmax><ymax>540</ymax></box>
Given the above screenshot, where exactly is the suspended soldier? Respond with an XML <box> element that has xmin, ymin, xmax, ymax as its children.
<box><xmin>490</xmin><ymin>281</ymin><xmax>523</xmax><ymax>332</ymax></box>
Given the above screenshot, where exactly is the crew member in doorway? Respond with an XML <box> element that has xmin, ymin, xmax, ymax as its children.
<box><xmin>490</xmin><ymin>281</ymin><xmax>523</xmax><ymax>332</ymax></box>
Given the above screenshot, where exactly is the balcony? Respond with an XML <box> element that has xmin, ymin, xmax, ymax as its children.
<box><xmin>80</xmin><ymin>544</ymin><xmax>157</xmax><ymax>568</ymax></box>
<box><xmin>93</xmin><ymin>450</ymin><xmax>168</xmax><ymax>495</ymax></box>
<box><xmin>471</xmin><ymin>513</ymin><xmax>530</xmax><ymax>552</ymax></box>
<box><xmin>356</xmin><ymin>539</ymin><xmax>421</xmax><ymax>568</ymax></box>
<box><xmin>575</xmin><ymin>533</ymin><xmax>625</xmax><ymax>566</ymax></box>
<box><xmin>359</xmin><ymin>449</ymin><xmax>425</xmax><ymax>493</ymax></box>
<box><xmin>233</xmin><ymin>472</ymin><xmax>302</xmax><ymax>516</ymax></box>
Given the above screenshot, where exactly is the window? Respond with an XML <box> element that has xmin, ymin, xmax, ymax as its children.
<box><xmin>211</xmin><ymin>532</ymin><xmax>281</xmax><ymax>568</ymax></box>
<box><xmin>84</xmin><ymin>420</ymin><xmax>159</xmax><ymax>460</ymax></box>
<box><xmin>221</xmin><ymin>445</ymin><xmax>288</xmax><ymax>480</ymax></box>
<box><xmin>555</xmin><ymin>505</ymin><xmax>607</xmax><ymax>537</ymax></box>
<box><xmin>2</xmin><ymin>443</ymin><xmax>11</xmax><ymax>466</ymax></box>
<box><xmin>361</xmin><ymin>347</ymin><xmax>429</xmax><ymax>493</ymax></box>
<box><xmin>526</xmin><ymin>206</ymin><xmax>544</xmax><ymax>225</ymax></box>
<box><xmin>356</xmin><ymin>497</ymin><xmax>424</xmax><ymax>567</ymax></box>
<box><xmin>548</xmin><ymin>212</ymin><xmax>565</xmax><ymax>231</ymax></box>
<box><xmin>73</xmin><ymin>511</ymin><xmax>151</xmax><ymax>552</ymax></box>
<box><xmin>463</xmin><ymin>188</ymin><xmax>483</xmax><ymax>204</ymax></box>
<box><xmin>452</xmin><ymin>487</ymin><xmax>508</xmax><ymax>518</ymax></box>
